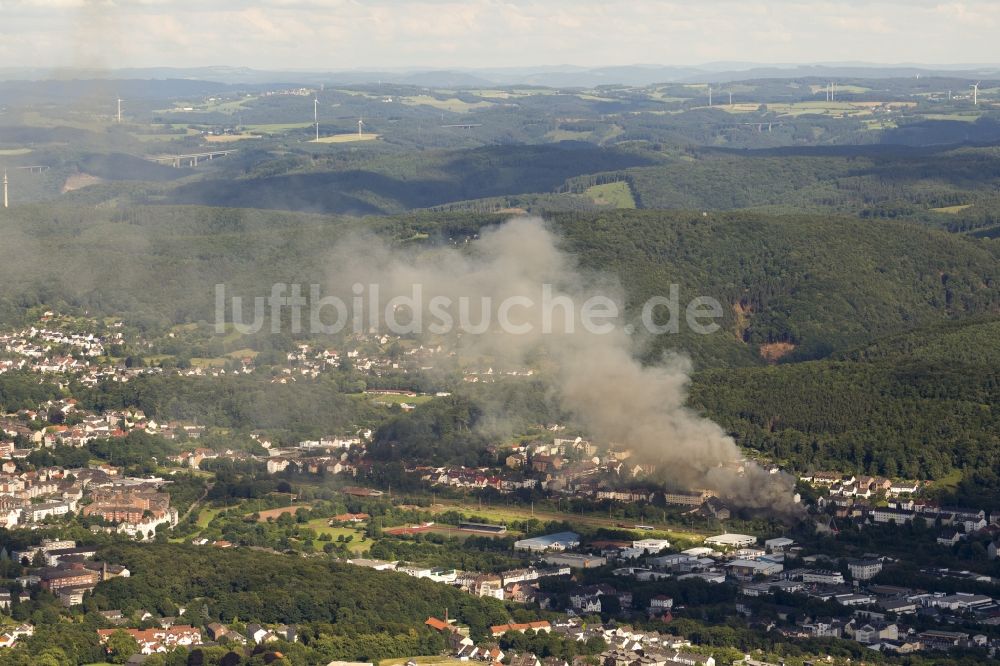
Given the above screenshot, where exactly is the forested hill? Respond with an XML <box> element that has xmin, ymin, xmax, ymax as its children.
<box><xmin>549</xmin><ymin>210</ymin><xmax>1000</xmax><ymax>364</ymax></box>
<box><xmin>168</xmin><ymin>143</ymin><xmax>659</xmax><ymax>215</ymax></box>
<box><xmin>143</xmin><ymin>141</ymin><xmax>1000</xmax><ymax>237</ymax></box>
<box><xmin>625</xmin><ymin>145</ymin><xmax>1000</xmax><ymax>219</ymax></box>
<box><xmin>2</xmin><ymin>542</ymin><xmax>509</xmax><ymax>664</ymax></box>
<box><xmin>838</xmin><ymin>316</ymin><xmax>1000</xmax><ymax>365</ymax></box>
<box><xmin>689</xmin><ymin>316</ymin><xmax>1000</xmax><ymax>497</ymax></box>
<box><xmin>0</xmin><ymin>205</ymin><xmax>996</xmax><ymax>367</ymax></box>
<box><xmin>94</xmin><ymin>543</ymin><xmax>508</xmax><ymax>635</ymax></box>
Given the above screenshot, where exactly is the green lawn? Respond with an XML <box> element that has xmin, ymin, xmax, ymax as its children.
<box><xmin>927</xmin><ymin>468</ymin><xmax>963</xmax><ymax>492</ymax></box>
<box><xmin>196</xmin><ymin>506</ymin><xmax>225</xmax><ymax>529</ymax></box>
<box><xmin>304</xmin><ymin>519</ymin><xmax>370</xmax><ymax>553</ymax></box>
<box><xmin>585</xmin><ymin>181</ymin><xmax>636</xmax><ymax>209</ymax></box>
<box><xmin>426</xmin><ymin>499</ymin><xmax>709</xmax><ymax>544</ymax></box>
<box><xmin>143</xmin><ymin>354</ymin><xmax>174</xmax><ymax>364</ymax></box>
<box><xmin>381</xmin><ymin>656</ymin><xmax>468</xmax><ymax>666</ymax></box>
<box><xmin>190</xmin><ymin>357</ymin><xmax>228</xmax><ymax>368</ymax></box>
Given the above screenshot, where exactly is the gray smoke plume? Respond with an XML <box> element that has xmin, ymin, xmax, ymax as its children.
<box><xmin>325</xmin><ymin>216</ymin><xmax>799</xmax><ymax>513</ymax></box>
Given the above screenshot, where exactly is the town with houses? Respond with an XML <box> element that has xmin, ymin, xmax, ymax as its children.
<box><xmin>1</xmin><ymin>313</ymin><xmax>1000</xmax><ymax>664</ymax></box>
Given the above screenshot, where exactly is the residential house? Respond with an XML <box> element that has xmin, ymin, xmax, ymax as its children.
<box><xmin>246</xmin><ymin>623</ymin><xmax>277</xmax><ymax>644</ymax></box>
<box><xmin>509</xmin><ymin>654</ymin><xmax>542</xmax><ymax>666</ymax></box>
<box><xmin>97</xmin><ymin>626</ymin><xmax>202</xmax><ymax>655</ymax></box>
<box><xmin>854</xmin><ymin>622</ymin><xmax>898</xmax><ymax>644</ymax></box>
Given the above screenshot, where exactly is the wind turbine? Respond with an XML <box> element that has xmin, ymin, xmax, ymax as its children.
<box><xmin>971</xmin><ymin>81</ymin><xmax>980</xmax><ymax>105</ymax></box>
<box><xmin>313</xmin><ymin>97</ymin><xmax>319</xmax><ymax>141</ymax></box>
<box><xmin>358</xmin><ymin>117</ymin><xmax>365</xmax><ymax>138</ymax></box>
<box><xmin>728</xmin><ymin>90</ymin><xmax>733</xmax><ymax>106</ymax></box>
<box><xmin>117</xmin><ymin>97</ymin><xmax>123</xmax><ymax>123</ymax></box>
<box><xmin>707</xmin><ymin>85</ymin><xmax>712</xmax><ymax>107</ymax></box>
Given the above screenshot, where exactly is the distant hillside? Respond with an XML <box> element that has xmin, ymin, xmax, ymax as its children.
<box><xmin>3</xmin><ymin>64</ymin><xmax>997</xmax><ymax>87</ymax></box>
<box><xmin>180</xmin><ymin>141</ymin><xmax>1000</xmax><ymax>232</ymax></box>
<box><xmin>690</xmin><ymin>316</ymin><xmax>1000</xmax><ymax>497</ymax></box>
<box><xmin>623</xmin><ymin>143</ymin><xmax>1000</xmax><ymax>230</ymax></box>
<box><xmin>839</xmin><ymin>316</ymin><xmax>1000</xmax><ymax>365</ymax></box>
<box><xmin>0</xmin><ymin>206</ymin><xmax>996</xmax><ymax>369</ymax></box>
<box><xmin>548</xmin><ymin>210</ymin><xmax>999</xmax><ymax>365</ymax></box>
<box><xmin>166</xmin><ymin>143</ymin><xmax>659</xmax><ymax>215</ymax></box>
<box><xmin>76</xmin><ymin>152</ymin><xmax>189</xmax><ymax>182</ymax></box>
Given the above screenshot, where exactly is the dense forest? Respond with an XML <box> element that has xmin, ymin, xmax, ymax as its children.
<box><xmin>2</xmin><ymin>206</ymin><xmax>996</xmax><ymax>367</ymax></box>
<box><xmin>168</xmin><ymin>143</ymin><xmax>660</xmax><ymax>215</ymax></box>
<box><xmin>93</xmin><ymin>543</ymin><xmax>509</xmax><ymax>636</ymax></box>
<box><xmin>81</xmin><ymin>373</ymin><xmax>382</xmax><ymax>441</ymax></box>
<box><xmin>0</xmin><ymin>543</ymin><xmax>509</xmax><ymax>665</ymax></box>
<box><xmin>690</xmin><ymin>317</ymin><xmax>1000</xmax><ymax>498</ymax></box>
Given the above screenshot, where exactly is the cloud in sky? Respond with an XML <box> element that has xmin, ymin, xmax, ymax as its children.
<box><xmin>0</xmin><ymin>0</ymin><xmax>998</xmax><ymax>71</ymax></box>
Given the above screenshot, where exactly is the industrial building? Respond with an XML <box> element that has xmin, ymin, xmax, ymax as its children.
<box><xmin>514</xmin><ymin>531</ymin><xmax>581</xmax><ymax>552</ymax></box>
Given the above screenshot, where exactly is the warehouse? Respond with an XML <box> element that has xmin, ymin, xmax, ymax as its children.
<box><xmin>514</xmin><ymin>531</ymin><xmax>581</xmax><ymax>552</ymax></box>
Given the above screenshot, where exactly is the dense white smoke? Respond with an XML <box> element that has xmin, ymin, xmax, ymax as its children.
<box><xmin>325</xmin><ymin>216</ymin><xmax>798</xmax><ymax>513</ymax></box>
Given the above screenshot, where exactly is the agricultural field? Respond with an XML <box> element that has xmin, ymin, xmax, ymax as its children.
<box><xmin>400</xmin><ymin>95</ymin><xmax>495</xmax><ymax>113</ymax></box>
<box><xmin>648</xmin><ymin>89</ymin><xmax>689</xmax><ymax>103</ymax></box>
<box><xmin>921</xmin><ymin>113</ymin><xmax>982</xmax><ymax>122</ymax></box>
<box><xmin>130</xmin><ymin>133</ymin><xmax>187</xmax><ymax>143</ymax></box>
<box><xmin>808</xmin><ymin>83</ymin><xmax>872</xmax><ymax>94</ymax></box>
<box><xmin>189</xmin><ymin>357</ymin><xmax>229</xmax><ymax>369</ymax></box>
<box><xmin>313</xmin><ymin>132</ymin><xmax>380</xmax><ymax>143</ymax></box>
<box><xmin>244</xmin><ymin>122</ymin><xmax>314</xmax><ymax>133</ymax></box>
<box><xmin>203</xmin><ymin>133</ymin><xmax>262</xmax><ymax>143</ymax></box>
<box><xmin>472</xmin><ymin>88</ymin><xmax>553</xmax><ymax>99</ymax></box>
<box><xmin>203</xmin><ymin>96</ymin><xmax>258</xmax><ymax>112</ymax></box>
<box><xmin>931</xmin><ymin>203</ymin><xmax>973</xmax><ymax>213</ymax></box>
<box><xmin>544</xmin><ymin>128</ymin><xmax>594</xmax><ymax>142</ymax></box>
<box><xmin>744</xmin><ymin>101</ymin><xmax>874</xmax><ymax>116</ymax></box>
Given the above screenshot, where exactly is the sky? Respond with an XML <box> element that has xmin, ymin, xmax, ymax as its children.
<box><xmin>0</xmin><ymin>0</ymin><xmax>998</xmax><ymax>72</ymax></box>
